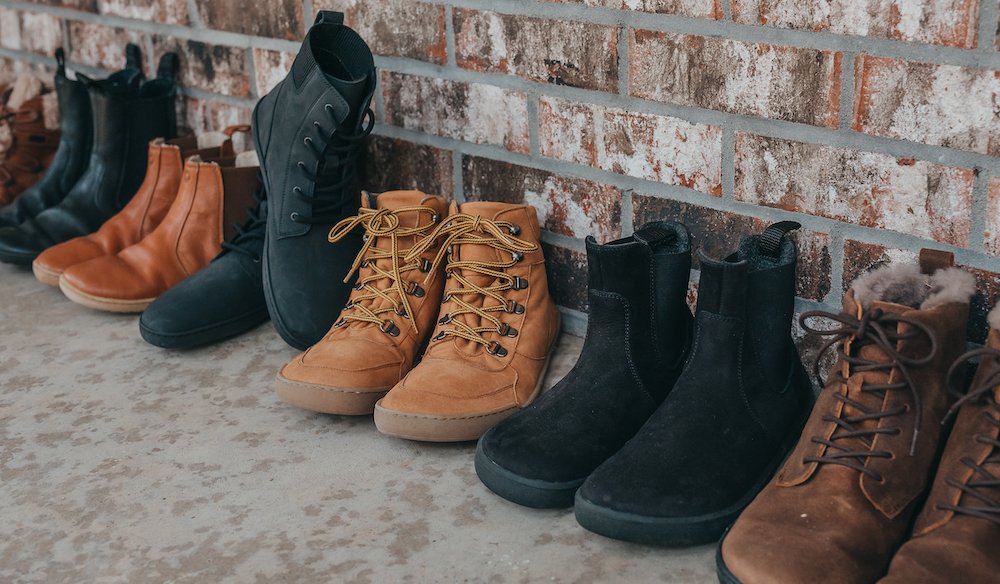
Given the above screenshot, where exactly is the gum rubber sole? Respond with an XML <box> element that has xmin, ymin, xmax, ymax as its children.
<box><xmin>31</xmin><ymin>260</ymin><xmax>61</xmax><ymax>287</ymax></box>
<box><xmin>275</xmin><ymin>371</ymin><xmax>389</xmax><ymax>416</ymax></box>
<box><xmin>59</xmin><ymin>276</ymin><xmax>154</xmax><ymax>313</ymax></box>
<box><xmin>474</xmin><ymin>440</ymin><xmax>583</xmax><ymax>508</ymax></box>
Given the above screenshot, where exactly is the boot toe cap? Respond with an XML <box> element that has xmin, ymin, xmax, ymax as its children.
<box><xmin>281</xmin><ymin>334</ymin><xmax>404</xmax><ymax>390</ymax></box>
<box><xmin>35</xmin><ymin>237</ymin><xmax>106</xmax><ymax>275</ymax></box>
<box><xmin>379</xmin><ymin>357</ymin><xmax>517</xmax><ymax>417</ymax></box>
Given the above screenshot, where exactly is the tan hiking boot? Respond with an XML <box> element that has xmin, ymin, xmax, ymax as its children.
<box><xmin>276</xmin><ymin>191</ymin><xmax>450</xmax><ymax>415</ymax></box>
<box><xmin>374</xmin><ymin>201</ymin><xmax>560</xmax><ymax>442</ymax></box>
<box><xmin>718</xmin><ymin>250</ymin><xmax>976</xmax><ymax>584</ymax></box>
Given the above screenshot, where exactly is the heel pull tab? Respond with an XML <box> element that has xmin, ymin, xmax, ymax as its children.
<box><xmin>758</xmin><ymin>220</ymin><xmax>801</xmax><ymax>259</ymax></box>
<box><xmin>55</xmin><ymin>47</ymin><xmax>66</xmax><ymax>75</ymax></box>
<box><xmin>919</xmin><ymin>248</ymin><xmax>954</xmax><ymax>275</ymax></box>
<box><xmin>314</xmin><ymin>11</ymin><xmax>345</xmax><ymax>26</ymax></box>
<box><xmin>125</xmin><ymin>43</ymin><xmax>143</xmax><ymax>71</ymax></box>
<box><xmin>156</xmin><ymin>53</ymin><xmax>179</xmax><ymax>81</ymax></box>
<box><xmin>632</xmin><ymin>224</ymin><xmax>674</xmax><ymax>247</ymax></box>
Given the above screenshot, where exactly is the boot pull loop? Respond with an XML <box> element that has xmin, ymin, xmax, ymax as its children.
<box><xmin>55</xmin><ymin>48</ymin><xmax>66</xmax><ymax>75</ymax></box>
<box><xmin>124</xmin><ymin>43</ymin><xmax>143</xmax><ymax>72</ymax></box>
<box><xmin>758</xmin><ymin>221</ymin><xmax>801</xmax><ymax>259</ymax></box>
<box><xmin>632</xmin><ymin>224</ymin><xmax>674</xmax><ymax>247</ymax></box>
<box><xmin>156</xmin><ymin>53</ymin><xmax>180</xmax><ymax>82</ymax></box>
<box><xmin>918</xmin><ymin>248</ymin><xmax>954</xmax><ymax>275</ymax></box>
<box><xmin>315</xmin><ymin>10</ymin><xmax>345</xmax><ymax>26</ymax></box>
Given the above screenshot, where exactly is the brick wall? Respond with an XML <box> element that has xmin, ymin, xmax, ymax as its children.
<box><xmin>1</xmin><ymin>0</ymin><xmax>999</xmax><ymax>348</ymax></box>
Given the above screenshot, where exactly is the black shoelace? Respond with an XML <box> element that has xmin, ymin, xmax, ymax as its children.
<box><xmin>799</xmin><ymin>307</ymin><xmax>938</xmax><ymax>480</ymax></box>
<box><xmin>220</xmin><ymin>180</ymin><xmax>267</xmax><ymax>262</ymax></box>
<box><xmin>938</xmin><ymin>348</ymin><xmax>1000</xmax><ymax>525</ymax></box>
<box><xmin>290</xmin><ymin>106</ymin><xmax>375</xmax><ymax>225</ymax></box>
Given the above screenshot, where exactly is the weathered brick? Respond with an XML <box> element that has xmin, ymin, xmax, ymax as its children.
<box><xmin>0</xmin><ymin>57</ymin><xmax>50</xmax><ymax>85</ymax></box>
<box><xmin>630</xmin><ymin>31</ymin><xmax>842</xmax><ymax>127</ymax></box>
<box><xmin>177</xmin><ymin>96</ymin><xmax>252</xmax><ymax>135</ymax></box>
<box><xmin>251</xmin><ymin>49</ymin><xmax>295</xmax><ymax>97</ymax></box>
<box><xmin>68</xmin><ymin>21</ymin><xmax>146</xmax><ymax>71</ymax></box>
<box><xmin>363</xmin><ymin>136</ymin><xmax>453</xmax><ymax>198</ymax></box>
<box><xmin>463</xmin><ymin>156</ymin><xmax>622</xmax><ymax>242</ymax></box>
<box><xmin>633</xmin><ymin>195</ymin><xmax>832</xmax><ymax>301</ymax></box>
<box><xmin>0</xmin><ymin>8</ymin><xmax>20</xmax><ymax>51</ymax></box>
<box><xmin>30</xmin><ymin>0</ymin><xmax>96</xmax><ymax>11</ymax></box>
<box><xmin>98</xmin><ymin>0</ymin><xmax>189</xmax><ymax>25</ymax></box>
<box><xmin>539</xmin><ymin>97</ymin><xmax>722</xmax><ymax>194</ymax></box>
<box><xmin>548</xmin><ymin>0</ymin><xmax>722</xmax><ymax>19</ymax></box>
<box><xmin>844</xmin><ymin>240</ymin><xmax>1000</xmax><ymax>342</ymax></box>
<box><xmin>733</xmin><ymin>0</ymin><xmax>979</xmax><ymax>48</ymax></box>
<box><xmin>381</xmin><ymin>72</ymin><xmax>530</xmax><ymax>153</ymax></box>
<box><xmin>196</xmin><ymin>0</ymin><xmax>303</xmax><ymax>40</ymax></box>
<box><xmin>541</xmin><ymin>243</ymin><xmax>589</xmax><ymax>312</ymax></box>
<box><xmin>735</xmin><ymin>134</ymin><xmax>975</xmax><ymax>246</ymax></box>
<box><xmin>19</xmin><ymin>12</ymin><xmax>63</xmax><ymax>57</ymax></box>
<box><xmin>153</xmin><ymin>36</ymin><xmax>251</xmax><ymax>97</ymax></box>
<box><xmin>315</xmin><ymin>0</ymin><xmax>446</xmax><ymax>64</ymax></box>
<box><xmin>854</xmin><ymin>56</ymin><xmax>1000</xmax><ymax>155</ymax></box>
<box><xmin>454</xmin><ymin>9</ymin><xmax>619</xmax><ymax>92</ymax></box>
<box><xmin>987</xmin><ymin>177</ymin><xmax>1000</xmax><ymax>257</ymax></box>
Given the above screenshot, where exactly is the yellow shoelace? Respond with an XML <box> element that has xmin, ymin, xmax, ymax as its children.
<box><xmin>406</xmin><ymin>212</ymin><xmax>537</xmax><ymax>354</ymax></box>
<box><xmin>328</xmin><ymin>205</ymin><xmax>440</xmax><ymax>335</ymax></box>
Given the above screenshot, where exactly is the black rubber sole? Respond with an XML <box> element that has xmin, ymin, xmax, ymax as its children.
<box><xmin>139</xmin><ymin>309</ymin><xmax>269</xmax><ymax>349</ymax></box>
<box><xmin>0</xmin><ymin>247</ymin><xmax>40</xmax><ymax>265</ymax></box>
<box><xmin>715</xmin><ymin>532</ymin><xmax>742</xmax><ymax>584</ymax></box>
<box><xmin>474</xmin><ymin>440</ymin><xmax>583</xmax><ymax>509</ymax></box>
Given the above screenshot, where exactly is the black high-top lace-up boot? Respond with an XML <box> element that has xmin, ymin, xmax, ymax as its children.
<box><xmin>0</xmin><ymin>52</ymin><xmax>178</xmax><ymax>264</ymax></box>
<box><xmin>252</xmin><ymin>10</ymin><xmax>376</xmax><ymax>350</ymax></box>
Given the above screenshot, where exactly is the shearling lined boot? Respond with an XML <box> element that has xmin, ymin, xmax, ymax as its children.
<box><xmin>877</xmin><ymin>302</ymin><xmax>1000</xmax><ymax>584</ymax></box>
<box><xmin>475</xmin><ymin>222</ymin><xmax>693</xmax><ymax>508</ymax></box>
<box><xmin>276</xmin><ymin>190</ymin><xmax>449</xmax><ymax>415</ymax></box>
<box><xmin>575</xmin><ymin>221</ymin><xmax>814</xmax><ymax>546</ymax></box>
<box><xmin>718</xmin><ymin>249</ymin><xmax>976</xmax><ymax>583</ymax></box>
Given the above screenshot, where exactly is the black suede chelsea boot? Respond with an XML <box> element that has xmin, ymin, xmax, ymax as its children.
<box><xmin>252</xmin><ymin>10</ymin><xmax>376</xmax><ymax>350</ymax></box>
<box><xmin>140</xmin><ymin>185</ymin><xmax>269</xmax><ymax>349</ymax></box>
<box><xmin>475</xmin><ymin>222</ymin><xmax>694</xmax><ymax>508</ymax></box>
<box><xmin>574</xmin><ymin>221</ymin><xmax>814</xmax><ymax>546</ymax></box>
<box><xmin>0</xmin><ymin>52</ymin><xmax>178</xmax><ymax>264</ymax></box>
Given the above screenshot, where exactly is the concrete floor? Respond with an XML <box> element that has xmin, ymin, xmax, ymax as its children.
<box><xmin>0</xmin><ymin>261</ymin><xmax>716</xmax><ymax>583</ymax></box>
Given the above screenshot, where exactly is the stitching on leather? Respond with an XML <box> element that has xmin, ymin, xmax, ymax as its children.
<box><xmin>592</xmin><ymin>289</ymin><xmax>645</xmax><ymax>392</ymax></box>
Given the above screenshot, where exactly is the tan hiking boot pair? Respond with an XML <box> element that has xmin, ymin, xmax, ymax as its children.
<box><xmin>276</xmin><ymin>190</ymin><xmax>560</xmax><ymax>442</ymax></box>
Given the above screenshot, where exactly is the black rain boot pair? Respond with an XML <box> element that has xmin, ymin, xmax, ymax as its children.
<box><xmin>476</xmin><ymin>220</ymin><xmax>815</xmax><ymax>546</ymax></box>
<box><xmin>0</xmin><ymin>46</ymin><xmax>179</xmax><ymax>264</ymax></box>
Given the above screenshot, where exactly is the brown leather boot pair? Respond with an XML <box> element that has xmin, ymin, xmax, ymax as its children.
<box><xmin>276</xmin><ymin>190</ymin><xmax>560</xmax><ymax>442</ymax></box>
<box><xmin>719</xmin><ymin>250</ymin><xmax>998</xmax><ymax>584</ymax></box>
<box><xmin>0</xmin><ymin>88</ymin><xmax>59</xmax><ymax>206</ymax></box>
<box><xmin>33</xmin><ymin>126</ymin><xmax>261</xmax><ymax>313</ymax></box>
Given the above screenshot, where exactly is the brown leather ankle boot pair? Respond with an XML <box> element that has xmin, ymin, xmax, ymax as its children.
<box><xmin>0</xmin><ymin>89</ymin><xmax>59</xmax><ymax>206</ymax></box>
<box><xmin>276</xmin><ymin>190</ymin><xmax>560</xmax><ymax>442</ymax></box>
<box><xmin>719</xmin><ymin>250</ymin><xmax>998</xmax><ymax>584</ymax></box>
<box><xmin>33</xmin><ymin>126</ymin><xmax>261</xmax><ymax>313</ymax></box>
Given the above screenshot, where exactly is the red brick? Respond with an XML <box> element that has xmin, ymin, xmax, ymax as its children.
<box><xmin>733</xmin><ymin>0</ymin><xmax>979</xmax><ymax>48</ymax></box>
<box><xmin>987</xmin><ymin>177</ymin><xmax>1000</xmax><ymax>257</ymax></box>
<box><xmin>153</xmin><ymin>36</ymin><xmax>251</xmax><ymax>98</ymax></box>
<box><xmin>0</xmin><ymin>9</ymin><xmax>20</xmax><ymax>51</ymax></box>
<box><xmin>633</xmin><ymin>195</ymin><xmax>832</xmax><ymax>301</ymax></box>
<box><xmin>735</xmin><ymin>134</ymin><xmax>975</xmax><ymax>246</ymax></box>
<box><xmin>177</xmin><ymin>96</ymin><xmax>252</xmax><ymax>135</ymax></box>
<box><xmin>19</xmin><ymin>12</ymin><xmax>63</xmax><ymax>57</ymax></box>
<box><xmin>629</xmin><ymin>31</ymin><xmax>842</xmax><ymax>127</ymax></box>
<box><xmin>538</xmin><ymin>97</ymin><xmax>722</xmax><ymax>194</ymax></box>
<box><xmin>463</xmin><ymin>156</ymin><xmax>623</xmax><ymax>242</ymax></box>
<box><xmin>548</xmin><ymin>0</ymin><xmax>723</xmax><ymax>19</ymax></box>
<box><xmin>68</xmin><ymin>21</ymin><xmax>146</xmax><ymax>71</ymax></box>
<box><xmin>454</xmin><ymin>9</ymin><xmax>619</xmax><ymax>92</ymax></box>
<box><xmin>99</xmin><ymin>0</ymin><xmax>189</xmax><ymax>25</ymax></box>
<box><xmin>30</xmin><ymin>0</ymin><xmax>96</xmax><ymax>11</ymax></box>
<box><xmin>0</xmin><ymin>57</ymin><xmax>50</xmax><ymax>86</ymax></box>
<box><xmin>853</xmin><ymin>56</ymin><xmax>1000</xmax><ymax>156</ymax></box>
<box><xmin>381</xmin><ymin>72</ymin><xmax>530</xmax><ymax>153</ymax></box>
<box><xmin>315</xmin><ymin>0</ymin><xmax>446</xmax><ymax>64</ymax></box>
<box><xmin>251</xmin><ymin>49</ymin><xmax>295</xmax><ymax>97</ymax></box>
<box><xmin>540</xmin><ymin>243</ymin><xmax>589</xmax><ymax>312</ymax></box>
<box><xmin>196</xmin><ymin>0</ymin><xmax>304</xmax><ymax>40</ymax></box>
<box><xmin>363</xmin><ymin>136</ymin><xmax>453</xmax><ymax>198</ymax></box>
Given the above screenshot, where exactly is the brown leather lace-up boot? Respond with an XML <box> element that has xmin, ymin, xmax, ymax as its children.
<box><xmin>374</xmin><ymin>201</ymin><xmax>560</xmax><ymax>442</ymax></box>
<box><xmin>276</xmin><ymin>190</ymin><xmax>449</xmax><ymax>415</ymax></box>
<box><xmin>59</xmin><ymin>150</ymin><xmax>260</xmax><ymax>313</ymax></box>
<box><xmin>32</xmin><ymin>129</ymin><xmax>244</xmax><ymax>287</ymax></box>
<box><xmin>878</xmin><ymin>303</ymin><xmax>1000</xmax><ymax>584</ymax></box>
<box><xmin>0</xmin><ymin>95</ymin><xmax>59</xmax><ymax>206</ymax></box>
<box><xmin>718</xmin><ymin>250</ymin><xmax>976</xmax><ymax>584</ymax></box>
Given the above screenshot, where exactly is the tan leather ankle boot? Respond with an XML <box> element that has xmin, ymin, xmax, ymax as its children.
<box><xmin>374</xmin><ymin>201</ymin><xmax>560</xmax><ymax>442</ymax></box>
<box><xmin>59</xmin><ymin>151</ymin><xmax>260</xmax><ymax>313</ymax></box>
<box><xmin>32</xmin><ymin>130</ymin><xmax>242</xmax><ymax>287</ymax></box>
<box><xmin>718</xmin><ymin>250</ymin><xmax>976</xmax><ymax>584</ymax></box>
<box><xmin>878</xmin><ymin>303</ymin><xmax>1000</xmax><ymax>584</ymax></box>
<box><xmin>0</xmin><ymin>95</ymin><xmax>59</xmax><ymax>206</ymax></box>
<box><xmin>276</xmin><ymin>190</ymin><xmax>449</xmax><ymax>415</ymax></box>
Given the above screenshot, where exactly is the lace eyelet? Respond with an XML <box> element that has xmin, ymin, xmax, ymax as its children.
<box><xmin>324</xmin><ymin>104</ymin><xmax>334</xmax><ymax>113</ymax></box>
<box><xmin>509</xmin><ymin>225</ymin><xmax>521</xmax><ymax>236</ymax></box>
<box><xmin>487</xmin><ymin>341</ymin><xmax>508</xmax><ymax>357</ymax></box>
<box><xmin>512</xmin><ymin>252</ymin><xmax>523</xmax><ymax>262</ymax></box>
<box><xmin>406</xmin><ymin>282</ymin><xmax>425</xmax><ymax>297</ymax></box>
<box><xmin>293</xmin><ymin>186</ymin><xmax>303</xmax><ymax>194</ymax></box>
<box><xmin>304</xmin><ymin>137</ymin><xmax>313</xmax><ymax>146</ymax></box>
<box><xmin>419</xmin><ymin>259</ymin><xmax>432</xmax><ymax>273</ymax></box>
<box><xmin>512</xmin><ymin>277</ymin><xmax>529</xmax><ymax>290</ymax></box>
<box><xmin>290</xmin><ymin>212</ymin><xmax>300</xmax><ymax>222</ymax></box>
<box><xmin>438</xmin><ymin>314</ymin><xmax>451</xmax><ymax>325</ymax></box>
<box><xmin>498</xmin><ymin>323</ymin><xmax>518</xmax><ymax>338</ymax></box>
<box><xmin>297</xmin><ymin>161</ymin><xmax>307</xmax><ymax>170</ymax></box>
<box><xmin>433</xmin><ymin>331</ymin><xmax>446</xmax><ymax>341</ymax></box>
<box><xmin>505</xmin><ymin>301</ymin><xmax>524</xmax><ymax>314</ymax></box>
<box><xmin>333</xmin><ymin>318</ymin><xmax>346</xmax><ymax>329</ymax></box>
<box><xmin>380</xmin><ymin>320</ymin><xmax>400</xmax><ymax>337</ymax></box>
<box><xmin>431</xmin><ymin>214</ymin><xmax>440</xmax><ymax>223</ymax></box>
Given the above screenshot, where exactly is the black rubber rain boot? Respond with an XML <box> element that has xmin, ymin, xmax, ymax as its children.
<box><xmin>0</xmin><ymin>45</ymin><xmax>142</xmax><ymax>228</ymax></box>
<box><xmin>252</xmin><ymin>10</ymin><xmax>376</xmax><ymax>350</ymax></box>
<box><xmin>0</xmin><ymin>52</ymin><xmax>178</xmax><ymax>264</ymax></box>
<box><xmin>575</xmin><ymin>221</ymin><xmax>814</xmax><ymax>546</ymax></box>
<box><xmin>475</xmin><ymin>222</ymin><xmax>694</xmax><ymax>508</ymax></box>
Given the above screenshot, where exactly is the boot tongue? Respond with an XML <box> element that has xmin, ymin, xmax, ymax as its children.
<box><xmin>375</xmin><ymin>190</ymin><xmax>442</xmax><ymax>229</ymax></box>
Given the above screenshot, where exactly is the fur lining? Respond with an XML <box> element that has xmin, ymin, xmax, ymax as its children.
<box><xmin>989</xmin><ymin>302</ymin><xmax>1000</xmax><ymax>331</ymax></box>
<box><xmin>851</xmin><ymin>263</ymin><xmax>975</xmax><ymax>310</ymax></box>
<box><xmin>235</xmin><ymin>150</ymin><xmax>258</xmax><ymax>168</ymax></box>
<box><xmin>196</xmin><ymin>131</ymin><xmax>228</xmax><ymax>150</ymax></box>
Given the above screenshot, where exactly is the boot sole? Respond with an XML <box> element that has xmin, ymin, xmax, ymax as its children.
<box><xmin>715</xmin><ymin>531</ymin><xmax>744</xmax><ymax>584</ymax></box>
<box><xmin>139</xmin><ymin>307</ymin><xmax>269</xmax><ymax>349</ymax></box>
<box><xmin>474</xmin><ymin>440</ymin><xmax>583</xmax><ymax>508</ymax></box>
<box><xmin>373</xmin><ymin>353</ymin><xmax>553</xmax><ymax>443</ymax></box>
<box><xmin>31</xmin><ymin>260</ymin><xmax>61</xmax><ymax>287</ymax></box>
<box><xmin>275</xmin><ymin>371</ymin><xmax>389</xmax><ymax>416</ymax></box>
<box><xmin>59</xmin><ymin>276</ymin><xmax>154</xmax><ymax>313</ymax></box>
